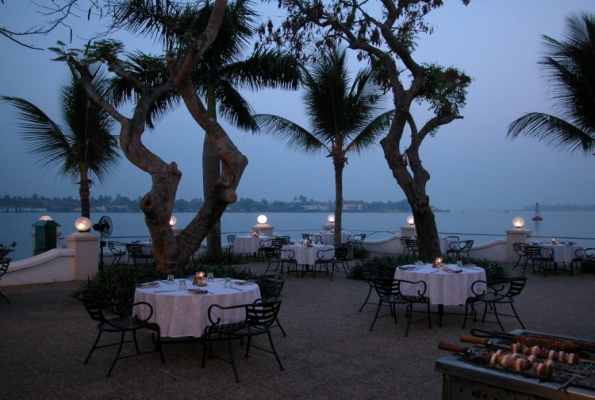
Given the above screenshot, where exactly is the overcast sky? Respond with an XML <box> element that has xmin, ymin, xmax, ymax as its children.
<box><xmin>1</xmin><ymin>0</ymin><xmax>594</xmax><ymax>212</ymax></box>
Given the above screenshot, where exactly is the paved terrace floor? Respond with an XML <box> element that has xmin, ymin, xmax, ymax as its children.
<box><xmin>1</xmin><ymin>261</ymin><xmax>594</xmax><ymax>400</ymax></box>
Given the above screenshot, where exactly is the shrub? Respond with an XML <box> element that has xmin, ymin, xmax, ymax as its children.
<box><xmin>0</xmin><ymin>242</ymin><xmax>16</xmax><ymax>260</ymax></box>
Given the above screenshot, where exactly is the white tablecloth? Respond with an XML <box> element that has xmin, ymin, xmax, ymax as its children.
<box><xmin>538</xmin><ymin>244</ymin><xmax>583</xmax><ymax>263</ymax></box>
<box><xmin>234</xmin><ymin>236</ymin><xmax>272</xmax><ymax>255</ymax></box>
<box><xmin>283</xmin><ymin>244</ymin><xmax>334</xmax><ymax>265</ymax></box>
<box><xmin>319</xmin><ymin>232</ymin><xmax>351</xmax><ymax>245</ymax></box>
<box><xmin>394</xmin><ymin>263</ymin><xmax>486</xmax><ymax>306</ymax></box>
<box><xmin>134</xmin><ymin>279</ymin><xmax>261</xmax><ymax>338</ymax></box>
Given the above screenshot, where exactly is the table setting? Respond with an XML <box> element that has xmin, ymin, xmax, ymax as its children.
<box><xmin>133</xmin><ymin>275</ymin><xmax>261</xmax><ymax>338</ymax></box>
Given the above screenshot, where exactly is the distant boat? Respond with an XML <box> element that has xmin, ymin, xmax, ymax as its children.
<box><xmin>532</xmin><ymin>202</ymin><xmax>543</xmax><ymax>221</ymax></box>
<box><xmin>504</xmin><ymin>210</ymin><xmax>509</xmax><ymax>213</ymax></box>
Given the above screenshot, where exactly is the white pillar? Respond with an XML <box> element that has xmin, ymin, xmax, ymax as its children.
<box><xmin>506</xmin><ymin>228</ymin><xmax>531</xmax><ymax>264</ymax></box>
<box><xmin>252</xmin><ymin>223</ymin><xmax>274</xmax><ymax>237</ymax></box>
<box><xmin>401</xmin><ymin>225</ymin><xmax>417</xmax><ymax>238</ymax></box>
<box><xmin>66</xmin><ymin>232</ymin><xmax>100</xmax><ymax>280</ymax></box>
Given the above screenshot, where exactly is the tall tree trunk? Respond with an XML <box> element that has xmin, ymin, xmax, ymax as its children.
<box><xmin>79</xmin><ymin>164</ymin><xmax>91</xmax><ymax>220</ymax></box>
<box><xmin>333</xmin><ymin>156</ymin><xmax>345</xmax><ymax>245</ymax></box>
<box><xmin>203</xmin><ymin>81</ymin><xmax>222</xmax><ymax>258</ymax></box>
<box><xmin>381</xmin><ymin>114</ymin><xmax>441</xmax><ymax>260</ymax></box>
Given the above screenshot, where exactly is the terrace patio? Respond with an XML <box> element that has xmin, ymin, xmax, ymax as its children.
<box><xmin>1</xmin><ymin>260</ymin><xmax>594</xmax><ymax>399</ymax></box>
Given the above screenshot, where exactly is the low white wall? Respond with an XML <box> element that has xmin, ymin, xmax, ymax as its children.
<box><xmin>363</xmin><ymin>235</ymin><xmax>511</xmax><ymax>263</ymax></box>
<box><xmin>1</xmin><ymin>233</ymin><xmax>100</xmax><ymax>287</ymax></box>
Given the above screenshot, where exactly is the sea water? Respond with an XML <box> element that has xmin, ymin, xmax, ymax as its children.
<box><xmin>2</xmin><ymin>210</ymin><xmax>594</xmax><ymax>261</ymax></box>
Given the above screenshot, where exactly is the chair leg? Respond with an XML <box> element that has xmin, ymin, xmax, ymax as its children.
<box><xmin>405</xmin><ymin>304</ymin><xmax>412</xmax><ymax>337</ymax></box>
<box><xmin>359</xmin><ymin>287</ymin><xmax>373</xmax><ymax>312</ymax></box>
<box><xmin>0</xmin><ymin>290</ymin><xmax>9</xmax><ymax>304</ymax></box>
<box><xmin>426</xmin><ymin>302</ymin><xmax>432</xmax><ymax>329</ymax></box>
<box><xmin>490</xmin><ymin>304</ymin><xmax>504</xmax><ymax>331</ymax></box>
<box><xmin>84</xmin><ymin>331</ymin><xmax>103</xmax><ymax>364</ymax></box>
<box><xmin>275</xmin><ymin>317</ymin><xmax>287</xmax><ymax>337</ymax></box>
<box><xmin>228</xmin><ymin>336</ymin><xmax>240</xmax><ymax>383</ymax></box>
<box><xmin>509</xmin><ymin>303</ymin><xmax>525</xmax><ymax>329</ymax></box>
<box><xmin>132</xmin><ymin>330</ymin><xmax>141</xmax><ymax>354</ymax></box>
<box><xmin>369</xmin><ymin>301</ymin><xmax>384</xmax><ymax>331</ymax></box>
<box><xmin>266</xmin><ymin>330</ymin><xmax>285</xmax><ymax>372</ymax></box>
<box><xmin>107</xmin><ymin>331</ymin><xmax>127</xmax><ymax>377</ymax></box>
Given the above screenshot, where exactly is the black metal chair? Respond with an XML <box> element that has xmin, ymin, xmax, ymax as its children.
<box><xmin>524</xmin><ymin>245</ymin><xmax>555</xmax><ymax>275</ymax></box>
<box><xmin>511</xmin><ymin>242</ymin><xmax>528</xmax><ymax>272</ymax></box>
<box><xmin>462</xmin><ymin>276</ymin><xmax>527</xmax><ymax>331</ymax></box>
<box><xmin>446</xmin><ymin>240</ymin><xmax>474</xmax><ymax>260</ymax></box>
<box><xmin>313</xmin><ymin>243</ymin><xmax>352</xmax><ymax>280</ymax></box>
<box><xmin>400</xmin><ymin>236</ymin><xmax>410</xmax><ymax>256</ymax></box>
<box><xmin>125</xmin><ymin>243</ymin><xmax>153</xmax><ymax>266</ymax></box>
<box><xmin>358</xmin><ymin>262</ymin><xmax>392</xmax><ymax>312</ymax></box>
<box><xmin>107</xmin><ymin>241</ymin><xmax>127</xmax><ymax>265</ymax></box>
<box><xmin>262</xmin><ymin>247</ymin><xmax>297</xmax><ymax>276</ymax></box>
<box><xmin>404</xmin><ymin>238</ymin><xmax>419</xmax><ymax>258</ymax></box>
<box><xmin>0</xmin><ymin>258</ymin><xmax>11</xmax><ymax>303</ymax></box>
<box><xmin>226</xmin><ymin>235</ymin><xmax>236</xmax><ymax>255</ymax></box>
<box><xmin>258</xmin><ymin>278</ymin><xmax>287</xmax><ymax>336</ymax></box>
<box><xmin>369</xmin><ymin>278</ymin><xmax>432</xmax><ymax>337</ymax></box>
<box><xmin>79</xmin><ymin>296</ymin><xmax>165</xmax><ymax>377</ymax></box>
<box><xmin>202</xmin><ymin>300</ymin><xmax>284</xmax><ymax>382</ymax></box>
<box><xmin>350</xmin><ymin>233</ymin><xmax>367</xmax><ymax>247</ymax></box>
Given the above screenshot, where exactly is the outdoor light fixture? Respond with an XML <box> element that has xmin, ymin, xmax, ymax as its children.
<box><xmin>257</xmin><ymin>214</ymin><xmax>268</xmax><ymax>224</ymax></box>
<box><xmin>327</xmin><ymin>214</ymin><xmax>335</xmax><ymax>223</ymax></box>
<box><xmin>39</xmin><ymin>216</ymin><xmax>53</xmax><ymax>221</ymax></box>
<box><xmin>169</xmin><ymin>216</ymin><xmax>177</xmax><ymax>227</ymax></box>
<box><xmin>512</xmin><ymin>217</ymin><xmax>525</xmax><ymax>229</ymax></box>
<box><xmin>406</xmin><ymin>215</ymin><xmax>415</xmax><ymax>226</ymax></box>
<box><xmin>75</xmin><ymin>217</ymin><xmax>91</xmax><ymax>232</ymax></box>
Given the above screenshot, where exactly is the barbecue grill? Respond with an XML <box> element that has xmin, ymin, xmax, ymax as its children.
<box><xmin>435</xmin><ymin>329</ymin><xmax>595</xmax><ymax>399</ymax></box>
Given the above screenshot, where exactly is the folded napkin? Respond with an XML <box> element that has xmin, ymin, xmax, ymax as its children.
<box><xmin>398</xmin><ymin>266</ymin><xmax>416</xmax><ymax>271</ymax></box>
<box><xmin>442</xmin><ymin>267</ymin><xmax>462</xmax><ymax>273</ymax></box>
<box><xmin>136</xmin><ymin>281</ymin><xmax>159</xmax><ymax>288</ymax></box>
<box><xmin>234</xmin><ymin>280</ymin><xmax>256</xmax><ymax>285</ymax></box>
<box><xmin>188</xmin><ymin>288</ymin><xmax>208</xmax><ymax>294</ymax></box>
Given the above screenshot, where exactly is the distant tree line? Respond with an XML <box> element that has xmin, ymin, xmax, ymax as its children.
<box><xmin>0</xmin><ymin>194</ymin><xmax>428</xmax><ymax>213</ymax></box>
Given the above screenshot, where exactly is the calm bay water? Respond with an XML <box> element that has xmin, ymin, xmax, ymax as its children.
<box><xmin>2</xmin><ymin>210</ymin><xmax>594</xmax><ymax>261</ymax></box>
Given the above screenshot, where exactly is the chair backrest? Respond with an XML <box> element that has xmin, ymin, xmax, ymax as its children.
<box><xmin>461</xmin><ymin>240</ymin><xmax>474</xmax><ymax>251</ymax></box>
<box><xmin>372</xmin><ymin>278</ymin><xmax>427</xmax><ymax>298</ymax></box>
<box><xmin>79</xmin><ymin>296</ymin><xmax>107</xmax><ymax>323</ymax></box>
<box><xmin>259</xmin><ymin>280</ymin><xmax>285</xmax><ymax>301</ymax></box>
<box><xmin>351</xmin><ymin>234</ymin><xmax>366</xmax><ymax>244</ymax></box>
<box><xmin>512</xmin><ymin>242</ymin><xmax>527</xmax><ymax>256</ymax></box>
<box><xmin>506</xmin><ymin>277</ymin><xmax>527</xmax><ymax>297</ymax></box>
<box><xmin>525</xmin><ymin>245</ymin><xmax>553</xmax><ymax>259</ymax></box>
<box><xmin>302</xmin><ymin>233</ymin><xmax>314</xmax><ymax>241</ymax></box>
<box><xmin>227</xmin><ymin>235</ymin><xmax>236</xmax><ymax>247</ymax></box>
<box><xmin>247</xmin><ymin>300</ymin><xmax>282</xmax><ymax>328</ymax></box>
<box><xmin>108</xmin><ymin>241</ymin><xmax>126</xmax><ymax>255</ymax></box>
<box><xmin>334</xmin><ymin>244</ymin><xmax>351</xmax><ymax>260</ymax></box>
<box><xmin>585</xmin><ymin>248</ymin><xmax>595</xmax><ymax>258</ymax></box>
<box><xmin>263</xmin><ymin>246</ymin><xmax>280</xmax><ymax>260</ymax></box>
<box><xmin>271</xmin><ymin>238</ymin><xmax>285</xmax><ymax>248</ymax></box>
<box><xmin>405</xmin><ymin>238</ymin><xmax>419</xmax><ymax>252</ymax></box>
<box><xmin>0</xmin><ymin>258</ymin><xmax>10</xmax><ymax>279</ymax></box>
<box><xmin>126</xmin><ymin>243</ymin><xmax>145</xmax><ymax>256</ymax></box>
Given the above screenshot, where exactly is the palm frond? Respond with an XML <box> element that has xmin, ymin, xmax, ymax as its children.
<box><xmin>507</xmin><ymin>112</ymin><xmax>594</xmax><ymax>154</ymax></box>
<box><xmin>225</xmin><ymin>48</ymin><xmax>302</xmax><ymax>91</ymax></box>
<box><xmin>347</xmin><ymin>110</ymin><xmax>394</xmax><ymax>155</ymax></box>
<box><xmin>1</xmin><ymin>96</ymin><xmax>73</xmax><ymax>171</ymax></box>
<box><xmin>215</xmin><ymin>80</ymin><xmax>258</xmax><ymax>131</ymax></box>
<box><xmin>254</xmin><ymin>114</ymin><xmax>326</xmax><ymax>155</ymax></box>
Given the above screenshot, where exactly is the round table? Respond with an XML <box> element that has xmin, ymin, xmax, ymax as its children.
<box><xmin>394</xmin><ymin>263</ymin><xmax>486</xmax><ymax>326</ymax></box>
<box><xmin>134</xmin><ymin>279</ymin><xmax>261</xmax><ymax>338</ymax></box>
<box><xmin>283</xmin><ymin>243</ymin><xmax>334</xmax><ymax>266</ymax></box>
<box><xmin>234</xmin><ymin>236</ymin><xmax>273</xmax><ymax>257</ymax></box>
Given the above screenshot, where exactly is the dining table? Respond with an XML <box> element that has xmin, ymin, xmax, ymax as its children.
<box><xmin>133</xmin><ymin>278</ymin><xmax>261</xmax><ymax>338</ymax></box>
<box><xmin>318</xmin><ymin>232</ymin><xmax>351</xmax><ymax>245</ymax></box>
<box><xmin>394</xmin><ymin>263</ymin><xmax>486</xmax><ymax>326</ymax></box>
<box><xmin>531</xmin><ymin>243</ymin><xmax>583</xmax><ymax>264</ymax></box>
<box><xmin>233</xmin><ymin>236</ymin><xmax>273</xmax><ymax>257</ymax></box>
<box><xmin>439</xmin><ymin>237</ymin><xmax>458</xmax><ymax>256</ymax></box>
<box><xmin>282</xmin><ymin>243</ymin><xmax>334</xmax><ymax>267</ymax></box>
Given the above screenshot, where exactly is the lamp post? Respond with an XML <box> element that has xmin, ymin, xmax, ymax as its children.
<box><xmin>322</xmin><ymin>214</ymin><xmax>335</xmax><ymax>231</ymax></box>
<box><xmin>252</xmin><ymin>214</ymin><xmax>274</xmax><ymax>237</ymax></box>
<box><xmin>401</xmin><ymin>215</ymin><xmax>417</xmax><ymax>238</ymax></box>
<box><xmin>506</xmin><ymin>216</ymin><xmax>531</xmax><ymax>264</ymax></box>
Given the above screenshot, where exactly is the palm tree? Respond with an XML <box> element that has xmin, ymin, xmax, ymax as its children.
<box><xmin>507</xmin><ymin>12</ymin><xmax>595</xmax><ymax>155</ymax></box>
<box><xmin>1</xmin><ymin>65</ymin><xmax>119</xmax><ymax>219</ymax></box>
<box><xmin>111</xmin><ymin>0</ymin><xmax>301</xmax><ymax>256</ymax></box>
<box><xmin>255</xmin><ymin>48</ymin><xmax>393</xmax><ymax>244</ymax></box>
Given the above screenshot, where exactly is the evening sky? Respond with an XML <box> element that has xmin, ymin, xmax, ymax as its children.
<box><xmin>0</xmin><ymin>0</ymin><xmax>594</xmax><ymax>211</ymax></box>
